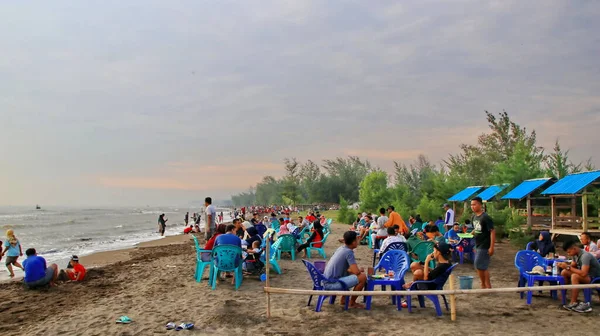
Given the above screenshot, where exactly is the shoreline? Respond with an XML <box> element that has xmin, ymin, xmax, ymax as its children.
<box><xmin>0</xmin><ymin>233</ymin><xmax>194</xmax><ymax>283</ymax></box>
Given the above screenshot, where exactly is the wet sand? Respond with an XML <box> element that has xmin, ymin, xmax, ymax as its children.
<box><xmin>0</xmin><ymin>224</ymin><xmax>599</xmax><ymax>336</ymax></box>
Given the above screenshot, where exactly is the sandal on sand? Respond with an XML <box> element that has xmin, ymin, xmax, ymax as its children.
<box><xmin>175</xmin><ymin>323</ymin><xmax>194</xmax><ymax>331</ymax></box>
<box><xmin>166</xmin><ymin>322</ymin><xmax>176</xmax><ymax>330</ymax></box>
<box><xmin>116</xmin><ymin>316</ymin><xmax>132</xmax><ymax>324</ymax></box>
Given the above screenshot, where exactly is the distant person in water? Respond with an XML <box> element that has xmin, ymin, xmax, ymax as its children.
<box><xmin>23</xmin><ymin>248</ymin><xmax>58</xmax><ymax>289</ymax></box>
<box><xmin>158</xmin><ymin>214</ymin><xmax>168</xmax><ymax>236</ymax></box>
<box><xmin>185</xmin><ymin>212</ymin><xmax>189</xmax><ymax>225</ymax></box>
<box><xmin>2</xmin><ymin>229</ymin><xmax>24</xmax><ymax>278</ymax></box>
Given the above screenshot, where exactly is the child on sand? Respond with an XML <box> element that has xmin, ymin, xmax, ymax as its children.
<box><xmin>2</xmin><ymin>229</ymin><xmax>24</xmax><ymax>278</ymax></box>
<box><xmin>64</xmin><ymin>255</ymin><xmax>86</xmax><ymax>281</ymax></box>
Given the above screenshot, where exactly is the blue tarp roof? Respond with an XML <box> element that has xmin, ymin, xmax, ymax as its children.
<box><xmin>448</xmin><ymin>186</ymin><xmax>484</xmax><ymax>202</ymax></box>
<box><xmin>501</xmin><ymin>178</ymin><xmax>553</xmax><ymax>200</ymax></box>
<box><xmin>477</xmin><ymin>184</ymin><xmax>509</xmax><ymax>201</ymax></box>
<box><xmin>541</xmin><ymin>170</ymin><xmax>600</xmax><ymax>195</ymax></box>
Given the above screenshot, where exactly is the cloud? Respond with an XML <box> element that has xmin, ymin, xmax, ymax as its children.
<box><xmin>0</xmin><ymin>0</ymin><xmax>598</xmax><ymax>206</ymax></box>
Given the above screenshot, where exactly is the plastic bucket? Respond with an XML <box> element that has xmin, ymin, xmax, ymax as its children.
<box><xmin>458</xmin><ymin>275</ymin><xmax>474</xmax><ymax>289</ymax></box>
<box><xmin>314</xmin><ymin>260</ymin><xmax>327</xmax><ymax>274</ymax></box>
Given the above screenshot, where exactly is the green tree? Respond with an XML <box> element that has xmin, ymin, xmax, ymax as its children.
<box><xmin>491</xmin><ymin>139</ymin><xmax>544</xmax><ymax>187</ymax></box>
<box><xmin>337</xmin><ymin>195</ymin><xmax>355</xmax><ymax>224</ymax></box>
<box><xmin>282</xmin><ymin>158</ymin><xmax>301</xmax><ymax>204</ymax></box>
<box><xmin>359</xmin><ymin>171</ymin><xmax>391</xmax><ymax>213</ymax></box>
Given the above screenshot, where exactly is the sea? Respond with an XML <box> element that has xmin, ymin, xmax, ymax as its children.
<box><xmin>0</xmin><ymin>206</ymin><xmax>231</xmax><ymax>280</ymax></box>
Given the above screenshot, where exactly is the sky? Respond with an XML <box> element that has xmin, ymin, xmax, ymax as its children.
<box><xmin>1</xmin><ymin>0</ymin><xmax>599</xmax><ymax>207</ymax></box>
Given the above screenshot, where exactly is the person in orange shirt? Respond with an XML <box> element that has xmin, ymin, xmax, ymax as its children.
<box><xmin>65</xmin><ymin>255</ymin><xmax>86</xmax><ymax>281</ymax></box>
<box><xmin>384</xmin><ymin>205</ymin><xmax>408</xmax><ymax>235</ymax></box>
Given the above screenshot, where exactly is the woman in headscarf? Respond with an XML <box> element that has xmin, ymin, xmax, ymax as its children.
<box><xmin>245</xmin><ymin>227</ymin><xmax>262</xmax><ymax>248</ymax></box>
<box><xmin>534</xmin><ymin>231</ymin><xmax>555</xmax><ymax>257</ymax></box>
<box><xmin>296</xmin><ymin>221</ymin><xmax>324</xmax><ymax>256</ymax></box>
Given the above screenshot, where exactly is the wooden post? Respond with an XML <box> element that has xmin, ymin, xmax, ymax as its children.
<box><xmin>551</xmin><ymin>196</ymin><xmax>556</xmax><ymax>232</ymax></box>
<box><xmin>571</xmin><ymin>197</ymin><xmax>577</xmax><ymax>217</ymax></box>
<box><xmin>508</xmin><ymin>199</ymin><xmax>512</xmax><ymax>208</ymax></box>
<box><xmin>265</xmin><ymin>233</ymin><xmax>271</xmax><ymax>318</ymax></box>
<box><xmin>526</xmin><ymin>196</ymin><xmax>533</xmax><ymax>229</ymax></box>
<box><xmin>449</xmin><ymin>274</ymin><xmax>457</xmax><ymax>321</ymax></box>
<box><xmin>582</xmin><ymin>191</ymin><xmax>589</xmax><ymax>232</ymax></box>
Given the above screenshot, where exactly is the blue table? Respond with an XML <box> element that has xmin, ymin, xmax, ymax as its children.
<box><xmin>365</xmin><ymin>275</ymin><xmax>404</xmax><ymax>310</ymax></box>
<box><xmin>523</xmin><ymin>273</ymin><xmax>566</xmax><ymax>305</ymax></box>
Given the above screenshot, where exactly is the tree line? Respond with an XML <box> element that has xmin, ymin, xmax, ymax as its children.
<box><xmin>231</xmin><ymin>111</ymin><xmax>596</xmax><ymax>237</ymax></box>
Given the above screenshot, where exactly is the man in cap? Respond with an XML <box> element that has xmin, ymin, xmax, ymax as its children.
<box><xmin>64</xmin><ymin>255</ymin><xmax>86</xmax><ymax>281</ymax></box>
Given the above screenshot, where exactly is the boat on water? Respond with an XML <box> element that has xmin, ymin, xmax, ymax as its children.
<box><xmin>36</xmin><ymin>205</ymin><xmax>41</xmax><ymax>210</ymax></box>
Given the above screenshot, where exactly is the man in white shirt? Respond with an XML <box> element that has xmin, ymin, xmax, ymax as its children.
<box><xmin>378</xmin><ymin>227</ymin><xmax>406</xmax><ymax>256</ymax></box>
<box><xmin>372</xmin><ymin>208</ymin><xmax>389</xmax><ymax>249</ymax></box>
<box><xmin>204</xmin><ymin>197</ymin><xmax>217</xmax><ymax>240</ymax></box>
<box><xmin>443</xmin><ymin>204</ymin><xmax>455</xmax><ymax>229</ymax></box>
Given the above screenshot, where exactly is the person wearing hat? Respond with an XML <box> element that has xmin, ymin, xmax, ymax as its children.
<box><xmin>405</xmin><ymin>241</ymin><xmax>453</xmax><ymax>290</ymax></box>
<box><xmin>65</xmin><ymin>255</ymin><xmax>86</xmax><ymax>281</ymax></box>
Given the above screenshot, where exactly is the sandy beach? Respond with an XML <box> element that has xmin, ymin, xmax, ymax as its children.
<box><xmin>1</xmin><ymin>223</ymin><xmax>599</xmax><ymax>336</ymax></box>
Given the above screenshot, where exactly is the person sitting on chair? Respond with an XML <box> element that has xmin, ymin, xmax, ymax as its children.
<box><xmin>558</xmin><ymin>239</ymin><xmax>600</xmax><ymax>313</ymax></box>
<box><xmin>405</xmin><ymin>241</ymin><xmax>453</xmax><ymax>289</ymax></box>
<box><xmin>323</xmin><ymin>231</ymin><xmax>367</xmax><ymax>309</ymax></box>
<box><xmin>447</xmin><ymin>223</ymin><xmax>461</xmax><ymax>245</ymax></box>
<box><xmin>378</xmin><ymin>226</ymin><xmax>406</xmax><ymax>257</ymax></box>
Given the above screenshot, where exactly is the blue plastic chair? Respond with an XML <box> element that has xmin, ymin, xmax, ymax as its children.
<box><xmin>276</xmin><ymin>234</ymin><xmax>297</xmax><ymax>261</ymax></box>
<box><xmin>525</xmin><ymin>241</ymin><xmax>535</xmax><ymax>251</ymax></box>
<box><xmin>296</xmin><ymin>227</ymin><xmax>310</xmax><ymax>245</ymax></box>
<box><xmin>406</xmin><ymin>263</ymin><xmax>458</xmax><ymax>316</ymax></box>
<box><xmin>373</xmin><ymin>241</ymin><xmax>408</xmax><ymax>267</ymax></box>
<box><xmin>210</xmin><ymin>244</ymin><xmax>243</xmax><ymax>290</ymax></box>
<box><xmin>366</xmin><ymin>250</ymin><xmax>410</xmax><ymax>310</ymax></box>
<box><xmin>302</xmin><ymin>260</ymin><xmax>350</xmax><ymax>312</ymax></box>
<box><xmin>457</xmin><ymin>238</ymin><xmax>475</xmax><ymax>264</ymax></box>
<box><xmin>306</xmin><ymin>232</ymin><xmax>329</xmax><ymax>259</ymax></box>
<box><xmin>514</xmin><ymin>250</ymin><xmax>566</xmax><ymax>305</ymax></box>
<box><xmin>583</xmin><ymin>277</ymin><xmax>600</xmax><ymax>303</ymax></box>
<box><xmin>191</xmin><ymin>235</ymin><xmax>213</xmax><ymax>283</ymax></box>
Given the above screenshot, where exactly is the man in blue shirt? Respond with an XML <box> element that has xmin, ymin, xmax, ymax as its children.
<box><xmin>215</xmin><ymin>224</ymin><xmax>242</xmax><ymax>247</ymax></box>
<box><xmin>22</xmin><ymin>248</ymin><xmax>58</xmax><ymax>289</ymax></box>
<box><xmin>447</xmin><ymin>223</ymin><xmax>461</xmax><ymax>245</ymax></box>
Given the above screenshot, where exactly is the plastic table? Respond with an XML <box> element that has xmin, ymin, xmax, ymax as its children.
<box><xmin>523</xmin><ymin>273</ymin><xmax>566</xmax><ymax>305</ymax></box>
<box><xmin>457</xmin><ymin>233</ymin><xmax>474</xmax><ymax>239</ymax></box>
<box><xmin>365</xmin><ymin>275</ymin><xmax>404</xmax><ymax>310</ymax></box>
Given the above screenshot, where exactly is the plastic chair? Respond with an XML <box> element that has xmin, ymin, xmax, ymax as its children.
<box><xmin>191</xmin><ymin>235</ymin><xmax>213</xmax><ymax>283</ymax></box>
<box><xmin>276</xmin><ymin>234</ymin><xmax>297</xmax><ymax>261</ymax></box>
<box><xmin>372</xmin><ymin>241</ymin><xmax>408</xmax><ymax>267</ymax></box>
<box><xmin>406</xmin><ymin>264</ymin><xmax>458</xmax><ymax>316</ymax></box>
<box><xmin>583</xmin><ymin>277</ymin><xmax>600</xmax><ymax>303</ymax></box>
<box><xmin>366</xmin><ymin>250</ymin><xmax>410</xmax><ymax>310</ymax></box>
<box><xmin>525</xmin><ymin>241</ymin><xmax>535</xmax><ymax>251</ymax></box>
<box><xmin>457</xmin><ymin>238</ymin><xmax>475</xmax><ymax>264</ymax></box>
<box><xmin>210</xmin><ymin>244</ymin><xmax>243</xmax><ymax>290</ymax></box>
<box><xmin>261</xmin><ymin>238</ymin><xmax>282</xmax><ymax>274</ymax></box>
<box><xmin>306</xmin><ymin>232</ymin><xmax>329</xmax><ymax>259</ymax></box>
<box><xmin>302</xmin><ymin>260</ymin><xmax>350</xmax><ymax>312</ymax></box>
<box><xmin>514</xmin><ymin>250</ymin><xmax>566</xmax><ymax>305</ymax></box>
<box><xmin>406</xmin><ymin>236</ymin><xmax>422</xmax><ymax>252</ymax></box>
<box><xmin>411</xmin><ymin>241</ymin><xmax>435</xmax><ymax>268</ymax></box>
<box><xmin>296</xmin><ymin>227</ymin><xmax>310</xmax><ymax>245</ymax></box>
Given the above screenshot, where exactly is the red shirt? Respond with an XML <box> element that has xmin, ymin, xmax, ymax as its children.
<box><xmin>306</xmin><ymin>215</ymin><xmax>316</xmax><ymax>223</ymax></box>
<box><xmin>68</xmin><ymin>263</ymin><xmax>86</xmax><ymax>281</ymax></box>
<box><xmin>183</xmin><ymin>227</ymin><xmax>193</xmax><ymax>234</ymax></box>
<box><xmin>204</xmin><ymin>233</ymin><xmax>221</xmax><ymax>250</ymax></box>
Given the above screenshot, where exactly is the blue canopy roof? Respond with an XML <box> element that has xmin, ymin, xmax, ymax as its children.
<box><xmin>541</xmin><ymin>170</ymin><xmax>600</xmax><ymax>195</ymax></box>
<box><xmin>501</xmin><ymin>178</ymin><xmax>554</xmax><ymax>200</ymax></box>
<box><xmin>448</xmin><ymin>186</ymin><xmax>483</xmax><ymax>202</ymax></box>
<box><xmin>477</xmin><ymin>184</ymin><xmax>509</xmax><ymax>202</ymax></box>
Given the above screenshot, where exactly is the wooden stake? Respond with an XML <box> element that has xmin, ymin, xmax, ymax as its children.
<box><xmin>449</xmin><ymin>274</ymin><xmax>457</xmax><ymax>321</ymax></box>
<box><xmin>265</xmin><ymin>233</ymin><xmax>271</xmax><ymax>318</ymax></box>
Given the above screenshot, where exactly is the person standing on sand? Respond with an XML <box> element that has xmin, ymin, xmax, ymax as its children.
<box><xmin>471</xmin><ymin>197</ymin><xmax>495</xmax><ymax>289</ymax></box>
<box><xmin>158</xmin><ymin>214</ymin><xmax>168</xmax><ymax>236</ymax></box>
<box><xmin>185</xmin><ymin>212</ymin><xmax>189</xmax><ymax>225</ymax></box>
<box><xmin>205</xmin><ymin>197</ymin><xmax>217</xmax><ymax>240</ymax></box>
<box><xmin>2</xmin><ymin>229</ymin><xmax>24</xmax><ymax>278</ymax></box>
